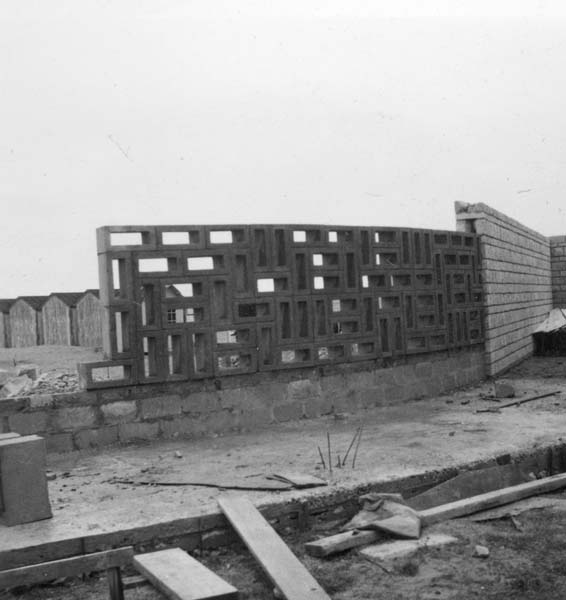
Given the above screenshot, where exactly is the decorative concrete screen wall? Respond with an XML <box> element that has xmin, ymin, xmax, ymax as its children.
<box><xmin>550</xmin><ymin>236</ymin><xmax>566</xmax><ymax>308</ymax></box>
<box><xmin>456</xmin><ymin>202</ymin><xmax>552</xmax><ymax>375</ymax></box>
<box><xmin>79</xmin><ymin>224</ymin><xmax>485</xmax><ymax>389</ymax></box>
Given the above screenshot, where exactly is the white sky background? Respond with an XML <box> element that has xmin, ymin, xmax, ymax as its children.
<box><xmin>2</xmin><ymin>0</ymin><xmax>566</xmax><ymax>297</ymax></box>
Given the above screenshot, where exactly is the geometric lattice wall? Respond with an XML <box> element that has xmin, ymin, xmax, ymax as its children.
<box><xmin>79</xmin><ymin>224</ymin><xmax>484</xmax><ymax>388</ymax></box>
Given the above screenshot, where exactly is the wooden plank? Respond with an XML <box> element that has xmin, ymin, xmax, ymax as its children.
<box><xmin>112</xmin><ymin>477</ymin><xmax>292</xmax><ymax>491</ymax></box>
<box><xmin>420</xmin><ymin>472</ymin><xmax>566</xmax><ymax>526</ymax></box>
<box><xmin>268</xmin><ymin>472</ymin><xmax>327</xmax><ymax>489</ymax></box>
<box><xmin>218</xmin><ymin>495</ymin><xmax>330</xmax><ymax>600</ymax></box>
<box><xmin>305</xmin><ymin>472</ymin><xmax>566</xmax><ymax>558</ymax></box>
<box><xmin>133</xmin><ymin>548</ymin><xmax>238</xmax><ymax>600</ymax></box>
<box><xmin>0</xmin><ymin>547</ymin><xmax>134</xmax><ymax>590</ymax></box>
<box><xmin>106</xmin><ymin>566</ymin><xmax>124</xmax><ymax>600</ymax></box>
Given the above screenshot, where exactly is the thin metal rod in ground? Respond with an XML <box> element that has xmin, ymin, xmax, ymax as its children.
<box><xmin>317</xmin><ymin>445</ymin><xmax>326</xmax><ymax>469</ymax></box>
<box><xmin>351</xmin><ymin>425</ymin><xmax>363</xmax><ymax>469</ymax></box>
<box><xmin>341</xmin><ymin>427</ymin><xmax>361</xmax><ymax>467</ymax></box>
<box><xmin>327</xmin><ymin>431</ymin><xmax>333</xmax><ymax>474</ymax></box>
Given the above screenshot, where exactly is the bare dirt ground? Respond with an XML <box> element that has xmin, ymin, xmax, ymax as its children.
<box><xmin>3</xmin><ymin>355</ymin><xmax>566</xmax><ymax>599</ymax></box>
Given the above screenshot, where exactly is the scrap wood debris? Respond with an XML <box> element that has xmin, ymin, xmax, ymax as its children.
<box><xmin>476</xmin><ymin>390</ymin><xmax>561</xmax><ymax>413</ymax></box>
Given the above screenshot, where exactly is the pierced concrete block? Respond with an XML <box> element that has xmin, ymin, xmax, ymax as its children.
<box><xmin>0</xmin><ymin>434</ymin><xmax>52</xmax><ymax>526</ymax></box>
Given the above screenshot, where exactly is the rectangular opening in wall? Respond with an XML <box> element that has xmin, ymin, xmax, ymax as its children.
<box><xmin>380</xmin><ymin>296</ymin><xmax>400</xmax><ymax>310</ymax></box>
<box><xmin>424</xmin><ymin>233</ymin><xmax>432</xmax><ymax>264</ymax></box>
<box><xmin>257</xmin><ymin>278</ymin><xmax>275</xmax><ymax>293</ymax></box>
<box><xmin>444</xmin><ymin>254</ymin><xmax>457</xmax><ymax>265</ymax></box>
<box><xmin>223</xmin><ymin>329</ymin><xmax>250</xmax><ymax>344</ymax></box>
<box><xmin>139</xmin><ymin>258</ymin><xmax>169</xmax><ymax>273</ymax></box>
<box><xmin>473</xmin><ymin>291</ymin><xmax>482</xmax><ymax>303</ymax></box>
<box><xmin>462</xmin><ymin>312</ymin><xmax>469</xmax><ymax>342</ymax></box>
<box><xmin>451</xmin><ymin>235</ymin><xmax>463</xmax><ymax>246</ymax></box>
<box><xmin>438</xmin><ymin>293</ymin><xmax>445</xmax><ymax>325</ymax></box>
<box><xmin>470</xmin><ymin>328</ymin><xmax>480</xmax><ymax>340</ymax></box>
<box><xmin>470</xmin><ymin>310</ymin><xmax>479</xmax><ymax>321</ymax></box>
<box><xmin>331</xmin><ymin>299</ymin><xmax>341</xmax><ymax>312</ymax></box>
<box><xmin>407</xmin><ymin>337</ymin><xmax>426</xmax><ymax>351</ymax></box>
<box><xmin>323</xmin><ymin>276</ymin><xmax>340</xmax><ymax>289</ymax></box>
<box><xmin>431</xmin><ymin>334</ymin><xmax>446</xmax><ymax>347</ymax></box>
<box><xmin>417</xmin><ymin>294</ymin><xmax>434</xmax><ymax>308</ymax></box>
<box><xmin>167</xmin><ymin>334</ymin><xmax>183</xmax><ymax>375</ymax></box>
<box><xmin>318</xmin><ymin>345</ymin><xmax>345</xmax><ymax>360</ymax></box>
<box><xmin>402</xmin><ymin>231</ymin><xmax>410</xmax><ymax>263</ymax></box>
<box><xmin>115</xmin><ymin>311</ymin><xmax>130</xmax><ymax>352</ymax></box>
<box><xmin>91</xmin><ymin>365</ymin><xmax>127</xmax><ymax>382</ymax></box>
<box><xmin>166</xmin><ymin>283</ymin><xmax>193</xmax><ymax>297</ymax></box>
<box><xmin>380</xmin><ymin>318</ymin><xmax>389</xmax><ymax>353</ymax></box>
<box><xmin>394</xmin><ymin>317</ymin><xmax>402</xmax><ymax>351</ymax></box>
<box><xmin>454</xmin><ymin>292</ymin><xmax>466</xmax><ymax>304</ymax></box>
<box><xmin>260</xmin><ymin>327</ymin><xmax>273</xmax><ymax>366</ymax></box>
<box><xmin>363</xmin><ymin>297</ymin><xmax>373</xmax><ymax>331</ymax></box>
<box><xmin>459</xmin><ymin>255</ymin><xmax>470</xmax><ymax>265</ymax></box>
<box><xmin>162</xmin><ymin>231</ymin><xmax>191</xmax><ymax>245</ymax></box>
<box><xmin>192</xmin><ymin>333</ymin><xmax>208</xmax><ymax>374</ymax></box>
<box><xmin>280</xmin><ymin>301</ymin><xmax>291</xmax><ymax>339</ymax></box>
<box><xmin>405</xmin><ymin>295</ymin><xmax>414</xmax><ymax>328</ymax></box>
<box><xmin>446</xmin><ymin>274</ymin><xmax>452</xmax><ymax>302</ymax></box>
<box><xmin>217</xmin><ymin>352</ymin><xmax>251</xmax><ymax>371</ymax></box>
<box><xmin>314</xmin><ymin>276</ymin><xmax>324</xmax><ymax>289</ymax></box>
<box><xmin>254</xmin><ymin>229</ymin><xmax>268</xmax><ymax>266</ymax></box>
<box><xmin>375</xmin><ymin>230</ymin><xmax>397</xmax><ymax>244</ymax></box>
<box><xmin>315</xmin><ymin>300</ymin><xmax>327</xmax><ymax>335</ymax></box>
<box><xmin>167</xmin><ymin>308</ymin><xmax>185</xmax><ymax>324</ymax></box>
<box><xmin>143</xmin><ymin>336</ymin><xmax>157</xmax><ymax>377</ymax></box>
<box><xmin>187</xmin><ymin>256</ymin><xmax>216</xmax><ymax>271</ymax></box>
<box><xmin>346</xmin><ymin>253</ymin><xmax>356</xmax><ymax>288</ymax></box>
<box><xmin>333</xmin><ymin>320</ymin><xmax>358</xmax><ymax>335</ymax></box>
<box><xmin>210</xmin><ymin>230</ymin><xmax>233</xmax><ymax>244</ymax></box>
<box><xmin>453</xmin><ymin>273</ymin><xmax>464</xmax><ymax>286</ymax></box>
<box><xmin>141</xmin><ymin>284</ymin><xmax>154</xmax><ymax>326</ymax></box>
<box><xmin>275</xmin><ymin>229</ymin><xmax>287</xmax><ymax>266</ymax></box>
<box><xmin>448</xmin><ymin>313</ymin><xmax>454</xmax><ymax>343</ymax></box>
<box><xmin>362</xmin><ymin>275</ymin><xmax>369</xmax><ymax>288</ymax></box>
<box><xmin>281</xmin><ymin>348</ymin><xmax>310</xmax><ymax>363</ymax></box>
<box><xmin>417</xmin><ymin>314</ymin><xmax>435</xmax><ymax>327</ymax></box>
<box><xmin>238</xmin><ymin>302</ymin><xmax>270</xmax><ymax>319</ymax></box>
<box><xmin>293</xmin><ymin>230</ymin><xmax>306</xmax><ymax>242</ymax></box>
<box><xmin>464</xmin><ymin>236</ymin><xmax>474</xmax><ymax>247</ymax></box>
<box><xmin>434</xmin><ymin>253</ymin><xmax>442</xmax><ymax>285</ymax></box>
<box><xmin>376</xmin><ymin>253</ymin><xmax>398</xmax><ymax>266</ymax></box>
<box><xmin>455</xmin><ymin>312</ymin><xmax>462</xmax><ymax>342</ymax></box>
<box><xmin>235</xmin><ymin>255</ymin><xmax>248</xmax><ymax>292</ymax></box>
<box><xmin>295</xmin><ymin>254</ymin><xmax>307</xmax><ymax>290</ymax></box>
<box><xmin>414</xmin><ymin>232</ymin><xmax>422</xmax><ymax>264</ymax></box>
<box><xmin>313</xmin><ymin>253</ymin><xmax>323</xmax><ymax>266</ymax></box>
<box><xmin>296</xmin><ymin>301</ymin><xmax>309</xmax><ymax>337</ymax></box>
<box><xmin>328</xmin><ymin>231</ymin><xmax>338</xmax><ymax>243</ymax></box>
<box><xmin>112</xmin><ymin>259</ymin><xmax>127</xmax><ymax>297</ymax></box>
<box><xmin>391</xmin><ymin>274</ymin><xmax>411</xmax><ymax>287</ymax></box>
<box><xmin>434</xmin><ymin>234</ymin><xmax>448</xmax><ymax>245</ymax></box>
<box><xmin>416</xmin><ymin>273</ymin><xmax>433</xmax><ymax>286</ymax></box>
<box><xmin>111</xmin><ymin>232</ymin><xmax>144</xmax><ymax>246</ymax></box>
<box><xmin>338</xmin><ymin>230</ymin><xmax>354</xmax><ymax>243</ymax></box>
<box><xmin>186</xmin><ymin>307</ymin><xmax>201</xmax><ymax>323</ymax></box>
<box><xmin>361</xmin><ymin>230</ymin><xmax>370</xmax><ymax>264</ymax></box>
<box><xmin>212</xmin><ymin>281</ymin><xmax>228</xmax><ymax>319</ymax></box>
<box><xmin>351</xmin><ymin>342</ymin><xmax>374</xmax><ymax>356</ymax></box>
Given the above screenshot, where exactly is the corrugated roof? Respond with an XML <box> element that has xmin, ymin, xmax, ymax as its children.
<box><xmin>47</xmin><ymin>292</ymin><xmax>85</xmax><ymax>307</ymax></box>
<box><xmin>16</xmin><ymin>296</ymin><xmax>49</xmax><ymax>310</ymax></box>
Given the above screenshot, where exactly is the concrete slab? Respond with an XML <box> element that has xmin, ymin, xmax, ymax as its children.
<box><xmin>1</xmin><ymin>375</ymin><xmax>566</xmax><ymax>567</ymax></box>
<box><xmin>360</xmin><ymin>533</ymin><xmax>459</xmax><ymax>562</ymax></box>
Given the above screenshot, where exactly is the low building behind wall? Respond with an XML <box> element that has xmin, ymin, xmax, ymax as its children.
<box><xmin>9</xmin><ymin>296</ymin><xmax>48</xmax><ymax>347</ymax></box>
<box><xmin>456</xmin><ymin>202</ymin><xmax>553</xmax><ymax>376</ymax></box>
<box><xmin>0</xmin><ymin>299</ymin><xmax>15</xmax><ymax>348</ymax></box>
<box><xmin>42</xmin><ymin>292</ymin><xmax>83</xmax><ymax>346</ymax></box>
<box><xmin>77</xmin><ymin>290</ymin><xmax>104</xmax><ymax>348</ymax></box>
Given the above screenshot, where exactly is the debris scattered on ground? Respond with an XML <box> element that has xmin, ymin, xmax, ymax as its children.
<box><xmin>476</xmin><ymin>390</ymin><xmax>561</xmax><ymax>413</ymax></box>
<box><xmin>174</xmin><ymin>450</ymin><xmax>183</xmax><ymax>458</ymax></box>
<box><xmin>494</xmin><ymin>382</ymin><xmax>515</xmax><ymax>398</ymax></box>
<box><xmin>108</xmin><ymin>476</ymin><xmax>293</xmax><ymax>491</ymax></box>
<box><xmin>342</xmin><ymin>493</ymin><xmax>421</xmax><ymax>539</ymax></box>
<box><xmin>469</xmin><ymin>496</ymin><xmax>566</xmax><ymax>522</ymax></box>
<box><xmin>267</xmin><ymin>472</ymin><xmax>327</xmax><ymax>489</ymax></box>
<box><xmin>0</xmin><ymin>374</ymin><xmax>33</xmax><ymax>398</ymax></box>
<box><xmin>473</xmin><ymin>544</ymin><xmax>490</xmax><ymax>558</ymax></box>
<box><xmin>360</xmin><ymin>533</ymin><xmax>459</xmax><ymax>564</ymax></box>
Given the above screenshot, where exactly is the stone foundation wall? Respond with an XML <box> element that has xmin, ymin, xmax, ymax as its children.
<box><xmin>456</xmin><ymin>203</ymin><xmax>552</xmax><ymax>376</ymax></box>
<box><xmin>1</xmin><ymin>349</ymin><xmax>484</xmax><ymax>453</ymax></box>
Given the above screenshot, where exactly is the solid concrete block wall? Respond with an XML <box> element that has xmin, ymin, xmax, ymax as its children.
<box><xmin>550</xmin><ymin>236</ymin><xmax>566</xmax><ymax>308</ymax></box>
<box><xmin>456</xmin><ymin>202</ymin><xmax>552</xmax><ymax>376</ymax></box>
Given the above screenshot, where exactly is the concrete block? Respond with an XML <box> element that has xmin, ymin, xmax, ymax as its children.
<box><xmin>28</xmin><ymin>394</ymin><xmax>54</xmax><ymax>409</ymax></box>
<box><xmin>140</xmin><ymin>395</ymin><xmax>182</xmax><ymax>420</ymax></box>
<box><xmin>8</xmin><ymin>411</ymin><xmax>48</xmax><ymax>435</ymax></box>
<box><xmin>287</xmin><ymin>379</ymin><xmax>321</xmax><ymax>400</ymax></box>
<box><xmin>360</xmin><ymin>534</ymin><xmax>458</xmax><ymax>563</ymax></box>
<box><xmin>119</xmin><ymin>421</ymin><xmax>160</xmax><ymax>443</ymax></box>
<box><xmin>181</xmin><ymin>391</ymin><xmax>219</xmax><ymax>415</ymax></box>
<box><xmin>101</xmin><ymin>400</ymin><xmax>137</xmax><ymax>424</ymax></box>
<box><xmin>46</xmin><ymin>432</ymin><xmax>75</xmax><ymax>454</ymax></box>
<box><xmin>52</xmin><ymin>406</ymin><xmax>97</xmax><ymax>430</ymax></box>
<box><xmin>74</xmin><ymin>426</ymin><xmax>118</xmax><ymax>449</ymax></box>
<box><xmin>0</xmin><ymin>435</ymin><xmax>52</xmax><ymax>526</ymax></box>
<box><xmin>160</xmin><ymin>416</ymin><xmax>206</xmax><ymax>439</ymax></box>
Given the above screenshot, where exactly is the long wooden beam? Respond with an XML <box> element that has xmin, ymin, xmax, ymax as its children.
<box><xmin>305</xmin><ymin>472</ymin><xmax>566</xmax><ymax>557</ymax></box>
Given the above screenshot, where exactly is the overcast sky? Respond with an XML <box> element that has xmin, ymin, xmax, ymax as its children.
<box><xmin>2</xmin><ymin>1</ymin><xmax>566</xmax><ymax>297</ymax></box>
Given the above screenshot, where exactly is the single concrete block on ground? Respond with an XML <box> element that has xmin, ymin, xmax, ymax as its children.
<box><xmin>0</xmin><ymin>434</ymin><xmax>52</xmax><ymax>526</ymax></box>
<box><xmin>359</xmin><ymin>533</ymin><xmax>458</xmax><ymax>563</ymax></box>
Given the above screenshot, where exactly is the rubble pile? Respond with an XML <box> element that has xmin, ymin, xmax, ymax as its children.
<box><xmin>0</xmin><ymin>365</ymin><xmax>79</xmax><ymax>398</ymax></box>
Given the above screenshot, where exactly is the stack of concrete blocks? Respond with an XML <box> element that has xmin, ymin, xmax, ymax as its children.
<box><xmin>456</xmin><ymin>202</ymin><xmax>553</xmax><ymax>376</ymax></box>
<box><xmin>550</xmin><ymin>236</ymin><xmax>566</xmax><ymax>308</ymax></box>
<box><xmin>0</xmin><ymin>433</ymin><xmax>52</xmax><ymax>526</ymax></box>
